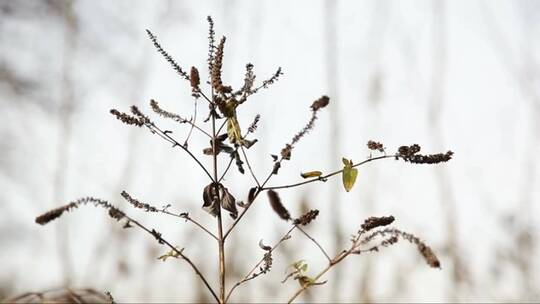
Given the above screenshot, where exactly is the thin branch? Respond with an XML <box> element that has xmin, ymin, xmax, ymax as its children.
<box><xmin>297</xmin><ymin>226</ymin><xmax>331</xmax><ymax>262</ymax></box>
<box><xmin>239</xmin><ymin>144</ymin><xmax>261</xmax><ymax>187</ymax></box>
<box><xmin>287</xmin><ymin>226</ymin><xmax>440</xmax><ymax>303</ymax></box>
<box><xmin>216</xmin><ymin>118</ymin><xmax>227</xmax><ymax>135</ymax></box>
<box><xmin>150</xmin><ymin>99</ymin><xmax>212</xmax><ymax>139</ymax></box>
<box><xmin>163</xmin><ymin>210</ymin><xmax>218</xmax><ymax>241</ymax></box>
<box><xmin>121</xmin><ymin>191</ymin><xmax>218</xmax><ymax>241</ymax></box>
<box><xmin>263</xmin><ymin>155</ymin><xmax>397</xmax><ymax>191</ymax></box>
<box><xmin>223</xmin><ymin>156</ymin><xmax>283</xmax><ymax>240</ymax></box>
<box><xmin>183</xmin><ymin>99</ymin><xmax>198</xmax><ymax>146</ymax></box>
<box><xmin>226</xmin><ymin>225</ymin><xmax>297</xmax><ymax>302</ymax></box>
<box><xmin>37</xmin><ymin>198</ymin><xmax>219</xmax><ymax>302</ymax></box>
<box><xmin>218</xmin><ymin>150</ymin><xmax>237</xmax><ymax>183</ymax></box>
<box><xmin>126</xmin><ymin>215</ymin><xmax>219</xmax><ymax>302</ymax></box>
<box><xmin>144</xmin><ymin>122</ymin><xmax>214</xmax><ymax>182</ymax></box>
<box><xmin>225</xmin><ymin>154</ymin><xmax>395</xmax><ymax>240</ymax></box>
<box><xmin>127</xmin><ymin>217</ymin><xmax>218</xmax><ymax>302</ymax></box>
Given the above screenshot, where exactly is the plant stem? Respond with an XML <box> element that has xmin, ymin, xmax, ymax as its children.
<box><xmin>263</xmin><ymin>155</ymin><xmax>397</xmax><ymax>191</ymax></box>
<box><xmin>211</xmin><ymin>104</ymin><xmax>226</xmax><ymax>303</ymax></box>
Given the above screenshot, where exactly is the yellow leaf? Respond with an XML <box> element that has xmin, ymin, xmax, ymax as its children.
<box><xmin>227</xmin><ymin>117</ymin><xmax>242</xmax><ymax>144</ymax></box>
<box><xmin>300</xmin><ymin>171</ymin><xmax>322</xmax><ymax>179</ymax></box>
<box><xmin>223</xmin><ymin>99</ymin><xmax>237</xmax><ymax>118</ymax></box>
<box><xmin>342</xmin><ymin>158</ymin><xmax>358</xmax><ymax>192</ymax></box>
<box><xmin>157</xmin><ymin>247</ymin><xmax>183</xmax><ymax>262</ymax></box>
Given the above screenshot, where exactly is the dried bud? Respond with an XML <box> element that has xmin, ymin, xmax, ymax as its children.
<box><xmin>294</xmin><ymin>209</ymin><xmax>319</xmax><ymax>226</ymax></box>
<box><xmin>247</xmin><ymin>187</ymin><xmax>257</xmax><ymax>204</ymax></box>
<box><xmin>361</xmin><ymin>216</ymin><xmax>395</xmax><ymax>231</ymax></box>
<box><xmin>190</xmin><ymin>66</ymin><xmax>201</xmax><ymax>97</ymax></box>
<box><xmin>110</xmin><ymin>109</ymin><xmax>144</xmax><ymax>127</ymax></box>
<box><xmin>108</xmin><ymin>207</ymin><xmax>125</xmax><ymax>221</ymax></box>
<box><xmin>310</xmin><ymin>95</ymin><xmax>330</xmax><ymax>111</ymax></box>
<box><xmin>281</xmin><ymin>144</ymin><xmax>292</xmax><ymax>160</ymax></box>
<box><xmin>419</xmin><ymin>243</ymin><xmax>441</xmax><ymax>268</ymax></box>
<box><xmin>35</xmin><ymin>207</ymin><xmax>67</xmax><ymax>225</ymax></box>
<box><xmin>398</xmin><ymin>144</ymin><xmax>453</xmax><ymax>164</ymax></box>
<box><xmin>367</xmin><ymin>140</ymin><xmax>385</xmax><ymax>153</ymax></box>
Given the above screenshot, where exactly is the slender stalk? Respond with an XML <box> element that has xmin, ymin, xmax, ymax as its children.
<box><xmin>225</xmin><ymin>225</ymin><xmax>297</xmax><ymax>302</ymax></box>
<box><xmin>126</xmin><ymin>214</ymin><xmax>220</xmax><ymax>303</ymax></box>
<box><xmin>239</xmin><ymin>144</ymin><xmax>260</xmax><ymax>187</ymax></box>
<box><xmin>159</xmin><ymin>210</ymin><xmax>218</xmax><ymax>241</ymax></box>
<box><xmin>297</xmin><ymin>226</ymin><xmax>331</xmax><ymax>262</ymax></box>
<box><xmin>211</xmin><ymin>104</ymin><xmax>226</xmax><ymax>303</ymax></box>
<box><xmin>263</xmin><ymin>155</ymin><xmax>396</xmax><ymax>191</ymax></box>
<box><xmin>145</xmin><ymin>122</ymin><xmax>214</xmax><ymax>181</ymax></box>
<box><xmin>218</xmin><ymin>150</ymin><xmax>237</xmax><ymax>183</ymax></box>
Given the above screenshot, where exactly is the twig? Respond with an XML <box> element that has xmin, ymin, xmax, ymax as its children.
<box><xmin>239</xmin><ymin>144</ymin><xmax>260</xmax><ymax>187</ymax></box>
<box><xmin>125</xmin><ymin>214</ymin><xmax>219</xmax><ymax>303</ymax></box>
<box><xmin>183</xmin><ymin>99</ymin><xmax>198</xmax><ymax>146</ymax></box>
<box><xmin>226</xmin><ymin>225</ymin><xmax>297</xmax><ymax>302</ymax></box>
<box><xmin>263</xmin><ymin>155</ymin><xmax>397</xmax><ymax>191</ymax></box>
<box><xmin>162</xmin><ymin>210</ymin><xmax>218</xmax><ymax>241</ymax></box>
<box><xmin>144</xmin><ymin>122</ymin><xmax>214</xmax><ymax>182</ymax></box>
<box><xmin>297</xmin><ymin>226</ymin><xmax>331</xmax><ymax>262</ymax></box>
<box><xmin>225</xmin><ymin>155</ymin><xmax>396</xmax><ymax>240</ymax></box>
<box><xmin>218</xmin><ymin>149</ymin><xmax>237</xmax><ymax>183</ymax></box>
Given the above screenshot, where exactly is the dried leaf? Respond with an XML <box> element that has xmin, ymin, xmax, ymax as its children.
<box><xmin>242</xmin><ymin>138</ymin><xmax>258</xmax><ymax>149</ymax></box>
<box><xmin>267</xmin><ymin>190</ymin><xmax>290</xmax><ymax>221</ymax></box>
<box><xmin>272</xmin><ymin>162</ymin><xmax>281</xmax><ymax>175</ymax></box>
<box><xmin>221</xmin><ymin>186</ymin><xmax>238</xmax><ymax>219</ymax></box>
<box><xmin>202</xmin><ymin>184</ymin><xmax>219</xmax><ymax>217</ymax></box>
<box><xmin>247</xmin><ymin>187</ymin><xmax>257</xmax><ymax>204</ymax></box>
<box><xmin>233</xmin><ymin>151</ymin><xmax>245</xmax><ymax>174</ymax></box>
<box><xmin>259</xmin><ymin>239</ymin><xmax>272</xmax><ymax>251</ymax></box>
<box><xmin>300</xmin><ymin>171</ymin><xmax>322</xmax><ymax>179</ymax></box>
<box><xmin>342</xmin><ymin>158</ymin><xmax>358</xmax><ymax>192</ymax></box>
<box><xmin>227</xmin><ymin>117</ymin><xmax>242</xmax><ymax>144</ymax></box>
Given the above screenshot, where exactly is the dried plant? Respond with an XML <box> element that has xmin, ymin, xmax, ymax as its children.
<box><xmin>35</xmin><ymin>16</ymin><xmax>454</xmax><ymax>303</ymax></box>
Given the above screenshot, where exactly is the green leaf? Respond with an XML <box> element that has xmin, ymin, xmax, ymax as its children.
<box><xmin>300</xmin><ymin>171</ymin><xmax>323</xmax><ymax>179</ymax></box>
<box><xmin>288</xmin><ymin>260</ymin><xmax>308</xmax><ymax>274</ymax></box>
<box><xmin>342</xmin><ymin>158</ymin><xmax>358</xmax><ymax>192</ymax></box>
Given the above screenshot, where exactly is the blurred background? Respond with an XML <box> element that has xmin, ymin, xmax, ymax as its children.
<box><xmin>1</xmin><ymin>0</ymin><xmax>539</xmax><ymax>302</ymax></box>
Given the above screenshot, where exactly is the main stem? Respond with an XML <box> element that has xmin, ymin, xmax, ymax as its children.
<box><xmin>211</xmin><ymin>105</ymin><xmax>226</xmax><ymax>303</ymax></box>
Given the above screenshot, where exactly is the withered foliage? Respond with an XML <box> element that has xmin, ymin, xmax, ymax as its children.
<box><xmin>202</xmin><ymin>183</ymin><xmax>238</xmax><ymax>219</ymax></box>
